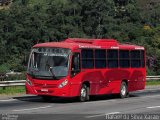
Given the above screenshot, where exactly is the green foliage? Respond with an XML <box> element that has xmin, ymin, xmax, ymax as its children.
<box><xmin>147</xmin><ymin>67</ymin><xmax>156</xmax><ymax>76</ymax></box>
<box><xmin>0</xmin><ymin>64</ymin><xmax>10</xmax><ymax>73</ymax></box>
<box><xmin>0</xmin><ymin>0</ymin><xmax>160</xmax><ymax>74</ymax></box>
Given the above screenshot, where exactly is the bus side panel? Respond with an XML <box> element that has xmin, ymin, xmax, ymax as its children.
<box><xmin>98</xmin><ymin>81</ymin><xmax>121</xmax><ymax>94</ymax></box>
<box><xmin>70</xmin><ymin>70</ymin><xmax>104</xmax><ymax>96</ymax></box>
<box><xmin>89</xmin><ymin>70</ymin><xmax>106</xmax><ymax>95</ymax></box>
<box><xmin>128</xmin><ymin>68</ymin><xmax>146</xmax><ymax>92</ymax></box>
<box><xmin>98</xmin><ymin>69</ymin><xmax>130</xmax><ymax>94</ymax></box>
<box><xmin>69</xmin><ymin>68</ymin><xmax>146</xmax><ymax>96</ymax></box>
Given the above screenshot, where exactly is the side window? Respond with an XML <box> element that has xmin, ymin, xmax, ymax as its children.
<box><xmin>119</xmin><ymin>50</ymin><xmax>130</xmax><ymax>68</ymax></box>
<box><xmin>141</xmin><ymin>50</ymin><xmax>145</xmax><ymax>68</ymax></box>
<box><xmin>107</xmin><ymin>50</ymin><xmax>118</xmax><ymax>68</ymax></box>
<box><xmin>71</xmin><ymin>53</ymin><xmax>80</xmax><ymax>77</ymax></box>
<box><xmin>131</xmin><ymin>50</ymin><xmax>141</xmax><ymax>68</ymax></box>
<box><xmin>95</xmin><ymin>49</ymin><xmax>106</xmax><ymax>68</ymax></box>
<box><xmin>81</xmin><ymin>49</ymin><xmax>94</xmax><ymax>68</ymax></box>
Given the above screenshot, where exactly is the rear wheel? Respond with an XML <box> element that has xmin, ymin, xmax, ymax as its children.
<box><xmin>41</xmin><ymin>96</ymin><xmax>52</xmax><ymax>102</ymax></box>
<box><xmin>119</xmin><ymin>82</ymin><xmax>128</xmax><ymax>98</ymax></box>
<box><xmin>79</xmin><ymin>84</ymin><xmax>90</xmax><ymax>102</ymax></box>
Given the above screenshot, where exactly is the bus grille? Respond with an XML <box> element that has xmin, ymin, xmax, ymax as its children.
<box><xmin>34</xmin><ymin>83</ymin><xmax>57</xmax><ymax>88</ymax></box>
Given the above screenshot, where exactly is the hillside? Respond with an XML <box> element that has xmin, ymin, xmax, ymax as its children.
<box><xmin>0</xmin><ymin>0</ymin><xmax>160</xmax><ymax>74</ymax></box>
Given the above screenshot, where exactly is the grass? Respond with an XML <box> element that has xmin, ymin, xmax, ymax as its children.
<box><xmin>0</xmin><ymin>86</ymin><xmax>25</xmax><ymax>95</ymax></box>
<box><xmin>146</xmin><ymin>80</ymin><xmax>160</xmax><ymax>86</ymax></box>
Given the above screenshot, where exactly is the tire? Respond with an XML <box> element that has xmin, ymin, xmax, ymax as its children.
<box><xmin>41</xmin><ymin>96</ymin><xmax>52</xmax><ymax>102</ymax></box>
<box><xmin>79</xmin><ymin>84</ymin><xmax>90</xmax><ymax>102</ymax></box>
<box><xmin>119</xmin><ymin>82</ymin><xmax>128</xmax><ymax>98</ymax></box>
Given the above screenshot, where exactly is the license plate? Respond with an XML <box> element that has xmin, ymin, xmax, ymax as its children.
<box><xmin>41</xmin><ymin>89</ymin><xmax>48</xmax><ymax>92</ymax></box>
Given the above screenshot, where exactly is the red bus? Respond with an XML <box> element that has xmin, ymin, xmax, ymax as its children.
<box><xmin>26</xmin><ymin>38</ymin><xmax>146</xmax><ymax>102</ymax></box>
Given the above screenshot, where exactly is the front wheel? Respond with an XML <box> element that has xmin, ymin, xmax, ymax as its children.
<box><xmin>119</xmin><ymin>82</ymin><xmax>128</xmax><ymax>98</ymax></box>
<box><xmin>79</xmin><ymin>84</ymin><xmax>89</xmax><ymax>102</ymax></box>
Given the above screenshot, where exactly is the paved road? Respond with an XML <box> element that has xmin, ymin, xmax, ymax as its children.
<box><xmin>0</xmin><ymin>86</ymin><xmax>160</xmax><ymax>120</ymax></box>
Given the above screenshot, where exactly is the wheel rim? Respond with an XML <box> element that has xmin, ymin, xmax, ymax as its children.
<box><xmin>81</xmin><ymin>88</ymin><xmax>87</xmax><ymax>98</ymax></box>
<box><xmin>121</xmin><ymin>85</ymin><xmax>126</xmax><ymax>96</ymax></box>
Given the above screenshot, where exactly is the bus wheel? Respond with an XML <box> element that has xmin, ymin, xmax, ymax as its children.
<box><xmin>41</xmin><ymin>96</ymin><xmax>52</xmax><ymax>102</ymax></box>
<box><xmin>120</xmin><ymin>82</ymin><xmax>128</xmax><ymax>98</ymax></box>
<box><xmin>79</xmin><ymin>84</ymin><xmax>89</xmax><ymax>102</ymax></box>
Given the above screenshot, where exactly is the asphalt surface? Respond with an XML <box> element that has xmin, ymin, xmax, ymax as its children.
<box><xmin>0</xmin><ymin>86</ymin><xmax>160</xmax><ymax>120</ymax></box>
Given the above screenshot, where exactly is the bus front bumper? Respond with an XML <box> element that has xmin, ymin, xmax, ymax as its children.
<box><xmin>25</xmin><ymin>83</ymin><xmax>70</xmax><ymax>97</ymax></box>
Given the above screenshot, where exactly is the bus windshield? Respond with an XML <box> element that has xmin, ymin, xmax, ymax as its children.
<box><xmin>27</xmin><ymin>48</ymin><xmax>71</xmax><ymax>80</ymax></box>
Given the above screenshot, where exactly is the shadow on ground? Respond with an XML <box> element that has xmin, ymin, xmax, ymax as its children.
<box><xmin>12</xmin><ymin>93</ymin><xmax>139</xmax><ymax>104</ymax></box>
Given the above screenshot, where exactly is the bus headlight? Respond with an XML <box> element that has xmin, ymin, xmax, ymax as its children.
<box><xmin>26</xmin><ymin>79</ymin><xmax>32</xmax><ymax>86</ymax></box>
<box><xmin>58</xmin><ymin>79</ymin><xmax>68</xmax><ymax>88</ymax></box>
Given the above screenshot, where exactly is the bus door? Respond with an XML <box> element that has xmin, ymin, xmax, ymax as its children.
<box><xmin>70</xmin><ymin>52</ymin><xmax>81</xmax><ymax>96</ymax></box>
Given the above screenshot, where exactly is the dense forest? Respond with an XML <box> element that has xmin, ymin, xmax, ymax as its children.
<box><xmin>0</xmin><ymin>0</ymin><xmax>160</xmax><ymax>75</ymax></box>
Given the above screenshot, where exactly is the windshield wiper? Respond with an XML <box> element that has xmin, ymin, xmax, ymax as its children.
<box><xmin>49</xmin><ymin>67</ymin><xmax>56</xmax><ymax>79</ymax></box>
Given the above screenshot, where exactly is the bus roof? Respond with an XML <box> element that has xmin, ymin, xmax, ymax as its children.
<box><xmin>33</xmin><ymin>38</ymin><xmax>145</xmax><ymax>50</ymax></box>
